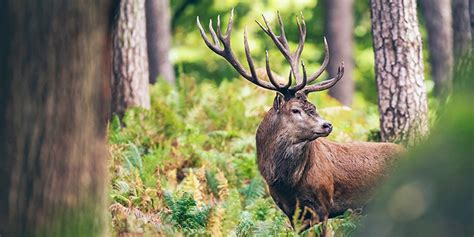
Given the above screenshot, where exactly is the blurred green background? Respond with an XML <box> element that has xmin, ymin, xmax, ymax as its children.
<box><xmin>170</xmin><ymin>0</ymin><xmax>433</xmax><ymax>103</ymax></box>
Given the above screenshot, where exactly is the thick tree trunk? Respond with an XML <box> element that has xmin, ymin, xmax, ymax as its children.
<box><xmin>452</xmin><ymin>0</ymin><xmax>472</xmax><ymax>56</ymax></box>
<box><xmin>421</xmin><ymin>0</ymin><xmax>453</xmax><ymax>97</ymax></box>
<box><xmin>370</xmin><ymin>0</ymin><xmax>429</xmax><ymax>146</ymax></box>
<box><xmin>325</xmin><ymin>0</ymin><xmax>355</xmax><ymax>106</ymax></box>
<box><xmin>146</xmin><ymin>0</ymin><xmax>175</xmax><ymax>84</ymax></box>
<box><xmin>112</xmin><ymin>0</ymin><xmax>150</xmax><ymax>117</ymax></box>
<box><xmin>0</xmin><ymin>1</ymin><xmax>112</xmax><ymax>236</ymax></box>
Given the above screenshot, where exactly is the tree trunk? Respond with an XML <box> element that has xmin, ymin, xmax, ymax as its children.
<box><xmin>421</xmin><ymin>0</ymin><xmax>453</xmax><ymax>97</ymax></box>
<box><xmin>325</xmin><ymin>0</ymin><xmax>355</xmax><ymax>106</ymax></box>
<box><xmin>471</xmin><ymin>0</ymin><xmax>474</xmax><ymax>46</ymax></box>
<box><xmin>0</xmin><ymin>1</ymin><xmax>112</xmax><ymax>236</ymax></box>
<box><xmin>452</xmin><ymin>0</ymin><xmax>472</xmax><ymax>57</ymax></box>
<box><xmin>146</xmin><ymin>0</ymin><xmax>175</xmax><ymax>85</ymax></box>
<box><xmin>370</xmin><ymin>0</ymin><xmax>429</xmax><ymax>146</ymax></box>
<box><xmin>112</xmin><ymin>0</ymin><xmax>150</xmax><ymax>117</ymax></box>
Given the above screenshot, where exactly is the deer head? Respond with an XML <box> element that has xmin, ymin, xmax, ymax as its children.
<box><xmin>197</xmin><ymin>10</ymin><xmax>344</xmax><ymax>142</ymax></box>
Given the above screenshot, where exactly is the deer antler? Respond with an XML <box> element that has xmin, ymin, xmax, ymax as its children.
<box><xmin>197</xmin><ymin>9</ymin><xmax>278</xmax><ymax>91</ymax></box>
<box><xmin>303</xmin><ymin>62</ymin><xmax>344</xmax><ymax>94</ymax></box>
<box><xmin>255</xmin><ymin>12</ymin><xmax>306</xmax><ymax>89</ymax></box>
<box><xmin>197</xmin><ymin>10</ymin><xmax>344</xmax><ymax>97</ymax></box>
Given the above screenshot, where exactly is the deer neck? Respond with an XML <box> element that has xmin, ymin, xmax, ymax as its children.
<box><xmin>272</xmin><ymin>137</ymin><xmax>311</xmax><ymax>187</ymax></box>
<box><xmin>256</xmin><ymin>114</ymin><xmax>312</xmax><ymax>188</ymax></box>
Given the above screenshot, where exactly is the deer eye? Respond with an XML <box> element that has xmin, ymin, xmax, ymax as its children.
<box><xmin>291</xmin><ymin>109</ymin><xmax>301</xmax><ymax>114</ymax></box>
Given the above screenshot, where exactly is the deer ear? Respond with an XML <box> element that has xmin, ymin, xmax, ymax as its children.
<box><xmin>273</xmin><ymin>93</ymin><xmax>284</xmax><ymax>112</ymax></box>
<box><xmin>295</xmin><ymin>91</ymin><xmax>307</xmax><ymax>101</ymax></box>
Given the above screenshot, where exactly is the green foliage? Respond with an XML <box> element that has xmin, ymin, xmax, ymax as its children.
<box><xmin>235</xmin><ymin>211</ymin><xmax>256</xmax><ymax>237</ymax></box>
<box><xmin>163</xmin><ymin>192</ymin><xmax>210</xmax><ymax>235</ymax></box>
<box><xmin>108</xmin><ymin>75</ymin><xmax>381</xmax><ymax>236</ymax></box>
<box><xmin>240</xmin><ymin>176</ymin><xmax>265</xmax><ymax>207</ymax></box>
<box><xmin>366</xmin><ymin>129</ymin><xmax>381</xmax><ymax>142</ymax></box>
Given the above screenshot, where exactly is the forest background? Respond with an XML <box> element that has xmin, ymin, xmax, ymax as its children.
<box><xmin>0</xmin><ymin>0</ymin><xmax>472</xmax><ymax>236</ymax></box>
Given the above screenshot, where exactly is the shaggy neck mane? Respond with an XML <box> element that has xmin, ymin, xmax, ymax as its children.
<box><xmin>256</xmin><ymin>110</ymin><xmax>312</xmax><ymax>188</ymax></box>
<box><xmin>272</xmin><ymin>136</ymin><xmax>311</xmax><ymax>187</ymax></box>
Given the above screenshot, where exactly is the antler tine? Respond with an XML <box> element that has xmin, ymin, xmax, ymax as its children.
<box><xmin>214</xmin><ymin>9</ymin><xmax>234</xmax><ymax>40</ymax></box>
<box><xmin>256</xmin><ymin>13</ymin><xmax>306</xmax><ymax>86</ymax></box>
<box><xmin>307</xmin><ymin>37</ymin><xmax>329</xmax><ymax>83</ymax></box>
<box><xmin>303</xmin><ymin>62</ymin><xmax>344</xmax><ymax>94</ymax></box>
<box><xmin>243</xmin><ymin>27</ymin><xmax>278</xmax><ymax>90</ymax></box>
<box><xmin>294</xmin><ymin>12</ymin><xmax>306</xmax><ymax>65</ymax></box>
<box><xmin>256</xmin><ymin>15</ymin><xmax>287</xmax><ymax>54</ymax></box>
<box><xmin>197</xmin><ymin>16</ymin><xmax>223</xmax><ymax>55</ymax></box>
<box><xmin>265</xmin><ymin>50</ymin><xmax>285</xmax><ymax>89</ymax></box>
<box><xmin>290</xmin><ymin>12</ymin><xmax>307</xmax><ymax>85</ymax></box>
<box><xmin>197</xmin><ymin>12</ymin><xmax>277</xmax><ymax>91</ymax></box>
<box><xmin>290</xmin><ymin>61</ymin><xmax>308</xmax><ymax>92</ymax></box>
<box><xmin>276</xmin><ymin>12</ymin><xmax>290</xmax><ymax>51</ymax></box>
<box><xmin>226</xmin><ymin>8</ymin><xmax>234</xmax><ymax>37</ymax></box>
<box><xmin>216</xmin><ymin>15</ymin><xmax>224</xmax><ymax>41</ymax></box>
<box><xmin>284</xmin><ymin>70</ymin><xmax>293</xmax><ymax>89</ymax></box>
<box><xmin>243</xmin><ymin>28</ymin><xmax>260</xmax><ymax>84</ymax></box>
<box><xmin>208</xmin><ymin>19</ymin><xmax>219</xmax><ymax>45</ymax></box>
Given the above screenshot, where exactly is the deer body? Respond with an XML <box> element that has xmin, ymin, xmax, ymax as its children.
<box><xmin>257</xmin><ymin>106</ymin><xmax>402</xmax><ymax>225</ymax></box>
<box><xmin>197</xmin><ymin>10</ymin><xmax>403</xmax><ymax>231</ymax></box>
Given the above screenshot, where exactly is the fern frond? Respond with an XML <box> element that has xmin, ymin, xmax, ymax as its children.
<box><xmin>194</xmin><ymin>167</ymin><xmax>209</xmax><ymax>202</ymax></box>
<box><xmin>163</xmin><ymin>192</ymin><xmax>210</xmax><ymax>235</ymax></box>
<box><xmin>109</xmin><ymin>203</ymin><xmax>162</xmax><ymax>227</ymax></box>
<box><xmin>234</xmin><ymin>211</ymin><xmax>255</xmax><ymax>237</ymax></box>
<box><xmin>241</xmin><ymin>177</ymin><xmax>265</xmax><ymax>207</ymax></box>
<box><xmin>207</xmin><ymin>204</ymin><xmax>225</xmax><ymax>236</ymax></box>
<box><xmin>222</xmin><ymin>189</ymin><xmax>242</xmax><ymax>235</ymax></box>
<box><xmin>216</xmin><ymin>169</ymin><xmax>229</xmax><ymax>201</ymax></box>
<box><xmin>205</xmin><ymin>170</ymin><xmax>220</xmax><ymax>198</ymax></box>
<box><xmin>179</xmin><ymin>169</ymin><xmax>204</xmax><ymax>207</ymax></box>
<box><xmin>164</xmin><ymin>168</ymin><xmax>178</xmax><ymax>190</ymax></box>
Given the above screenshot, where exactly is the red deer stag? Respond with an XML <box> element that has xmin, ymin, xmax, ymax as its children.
<box><xmin>197</xmin><ymin>10</ymin><xmax>403</xmax><ymax>233</ymax></box>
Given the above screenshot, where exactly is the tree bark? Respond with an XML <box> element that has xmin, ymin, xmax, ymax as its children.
<box><xmin>421</xmin><ymin>0</ymin><xmax>453</xmax><ymax>97</ymax></box>
<box><xmin>370</xmin><ymin>0</ymin><xmax>429</xmax><ymax>146</ymax></box>
<box><xmin>325</xmin><ymin>0</ymin><xmax>355</xmax><ymax>106</ymax></box>
<box><xmin>471</xmin><ymin>0</ymin><xmax>474</xmax><ymax>46</ymax></box>
<box><xmin>112</xmin><ymin>0</ymin><xmax>150</xmax><ymax>117</ymax></box>
<box><xmin>452</xmin><ymin>0</ymin><xmax>472</xmax><ymax>57</ymax></box>
<box><xmin>0</xmin><ymin>1</ymin><xmax>112</xmax><ymax>236</ymax></box>
<box><xmin>146</xmin><ymin>0</ymin><xmax>175</xmax><ymax>85</ymax></box>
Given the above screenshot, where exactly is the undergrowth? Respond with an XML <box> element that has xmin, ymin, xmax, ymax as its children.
<box><xmin>108</xmin><ymin>74</ymin><xmax>379</xmax><ymax>236</ymax></box>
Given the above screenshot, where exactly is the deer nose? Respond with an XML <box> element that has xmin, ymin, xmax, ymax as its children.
<box><xmin>322</xmin><ymin>122</ymin><xmax>332</xmax><ymax>131</ymax></box>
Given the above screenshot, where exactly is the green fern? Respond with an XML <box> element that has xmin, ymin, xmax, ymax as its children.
<box><xmin>124</xmin><ymin>143</ymin><xmax>143</xmax><ymax>175</ymax></box>
<box><xmin>108</xmin><ymin>75</ymin><xmax>375</xmax><ymax>236</ymax></box>
<box><xmin>204</xmin><ymin>170</ymin><xmax>219</xmax><ymax>198</ymax></box>
<box><xmin>240</xmin><ymin>177</ymin><xmax>265</xmax><ymax>207</ymax></box>
<box><xmin>222</xmin><ymin>189</ymin><xmax>242</xmax><ymax>235</ymax></box>
<box><xmin>234</xmin><ymin>211</ymin><xmax>255</xmax><ymax>237</ymax></box>
<box><xmin>163</xmin><ymin>192</ymin><xmax>210</xmax><ymax>235</ymax></box>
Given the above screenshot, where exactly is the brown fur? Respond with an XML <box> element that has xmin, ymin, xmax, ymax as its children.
<box><xmin>256</xmin><ymin>94</ymin><xmax>404</xmax><ymax>229</ymax></box>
